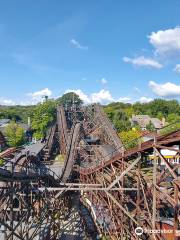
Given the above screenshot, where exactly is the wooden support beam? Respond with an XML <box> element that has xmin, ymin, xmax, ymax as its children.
<box><xmin>105</xmin><ymin>191</ymin><xmax>139</xmax><ymax>225</ymax></box>
<box><xmin>106</xmin><ymin>154</ymin><xmax>141</xmax><ymax>190</ymax></box>
<box><xmin>156</xmin><ymin>145</ymin><xmax>180</xmax><ymax>152</ymax></box>
<box><xmin>154</xmin><ymin>148</ymin><xmax>178</xmax><ymax>179</ymax></box>
<box><xmin>39</xmin><ymin>187</ymin><xmax>138</xmax><ymax>191</ymax></box>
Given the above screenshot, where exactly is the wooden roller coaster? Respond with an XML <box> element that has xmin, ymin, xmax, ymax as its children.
<box><xmin>0</xmin><ymin>104</ymin><xmax>179</xmax><ymax>239</ymax></box>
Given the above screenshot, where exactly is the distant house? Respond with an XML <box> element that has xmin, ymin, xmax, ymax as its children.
<box><xmin>0</xmin><ymin>119</ymin><xmax>10</xmax><ymax>129</ymax></box>
<box><xmin>131</xmin><ymin>115</ymin><xmax>165</xmax><ymax>131</ymax></box>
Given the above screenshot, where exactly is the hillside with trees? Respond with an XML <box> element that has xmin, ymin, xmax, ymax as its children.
<box><xmin>104</xmin><ymin>99</ymin><xmax>180</xmax><ymax>131</ymax></box>
<box><xmin>0</xmin><ymin>92</ymin><xmax>82</xmax><ymax>141</ymax></box>
<box><xmin>0</xmin><ymin>95</ymin><xmax>179</xmax><ymax>146</ymax></box>
<box><xmin>104</xmin><ymin>99</ymin><xmax>180</xmax><ymax>149</ymax></box>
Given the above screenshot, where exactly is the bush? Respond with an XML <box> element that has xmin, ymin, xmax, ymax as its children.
<box><xmin>5</xmin><ymin>122</ymin><xmax>25</xmax><ymax>147</ymax></box>
<box><xmin>119</xmin><ymin>129</ymin><xmax>141</xmax><ymax>149</ymax></box>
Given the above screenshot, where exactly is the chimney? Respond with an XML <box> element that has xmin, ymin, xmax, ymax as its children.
<box><xmin>162</xmin><ymin>117</ymin><xmax>165</xmax><ymax>126</ymax></box>
<box><xmin>28</xmin><ymin>117</ymin><xmax>31</xmax><ymax>127</ymax></box>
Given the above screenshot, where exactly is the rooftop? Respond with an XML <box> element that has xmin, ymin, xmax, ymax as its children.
<box><xmin>131</xmin><ymin>115</ymin><xmax>164</xmax><ymax>129</ymax></box>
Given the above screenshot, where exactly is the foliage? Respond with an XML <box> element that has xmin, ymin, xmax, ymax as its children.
<box><xmin>112</xmin><ymin>110</ymin><xmax>131</xmax><ymax>132</ymax></box>
<box><xmin>124</xmin><ymin>107</ymin><xmax>135</xmax><ymax>118</ymax></box>
<box><xmin>56</xmin><ymin>92</ymin><xmax>83</xmax><ymax>106</ymax></box>
<box><xmin>104</xmin><ymin>107</ymin><xmax>132</xmax><ymax>132</ymax></box>
<box><xmin>0</xmin><ymin>105</ymin><xmax>35</xmax><ymax>123</ymax></box>
<box><xmin>0</xmin><ymin>96</ymin><xmax>179</xmax><ymax>143</ymax></box>
<box><xmin>0</xmin><ymin>159</ymin><xmax>5</xmax><ymax>166</ymax></box>
<box><xmin>133</xmin><ymin>99</ymin><xmax>180</xmax><ymax>117</ymax></box>
<box><xmin>119</xmin><ymin>129</ymin><xmax>141</xmax><ymax>149</ymax></box>
<box><xmin>104</xmin><ymin>99</ymin><xmax>180</xmax><ymax>132</ymax></box>
<box><xmin>166</xmin><ymin>113</ymin><xmax>180</xmax><ymax>123</ymax></box>
<box><xmin>5</xmin><ymin>122</ymin><xmax>25</xmax><ymax>147</ymax></box>
<box><xmin>160</xmin><ymin>122</ymin><xmax>180</xmax><ymax>135</ymax></box>
<box><xmin>146</xmin><ymin>121</ymin><xmax>155</xmax><ymax>131</ymax></box>
<box><xmin>31</xmin><ymin>100</ymin><xmax>56</xmax><ymax>139</ymax></box>
<box><xmin>0</xmin><ymin>93</ymin><xmax>83</xmax><ymax>141</ymax></box>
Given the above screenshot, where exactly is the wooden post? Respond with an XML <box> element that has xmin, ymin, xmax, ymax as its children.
<box><xmin>174</xmin><ymin>183</ymin><xmax>179</xmax><ymax>240</ymax></box>
<box><xmin>152</xmin><ymin>135</ymin><xmax>157</xmax><ymax>230</ymax></box>
<box><xmin>137</xmin><ymin>153</ymin><xmax>141</xmax><ymax>224</ymax></box>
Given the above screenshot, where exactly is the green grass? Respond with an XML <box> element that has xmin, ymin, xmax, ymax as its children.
<box><xmin>160</xmin><ymin>122</ymin><xmax>180</xmax><ymax>135</ymax></box>
<box><xmin>55</xmin><ymin>154</ymin><xmax>65</xmax><ymax>162</ymax></box>
<box><xmin>0</xmin><ymin>159</ymin><xmax>5</xmax><ymax>166</ymax></box>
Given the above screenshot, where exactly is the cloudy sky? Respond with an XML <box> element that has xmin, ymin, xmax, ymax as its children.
<box><xmin>0</xmin><ymin>0</ymin><xmax>180</xmax><ymax>105</ymax></box>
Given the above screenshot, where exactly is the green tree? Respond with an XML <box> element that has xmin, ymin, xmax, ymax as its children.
<box><xmin>167</xmin><ymin>113</ymin><xmax>180</xmax><ymax>123</ymax></box>
<box><xmin>160</xmin><ymin>122</ymin><xmax>180</xmax><ymax>135</ymax></box>
<box><xmin>31</xmin><ymin>100</ymin><xmax>56</xmax><ymax>139</ymax></box>
<box><xmin>5</xmin><ymin>122</ymin><xmax>25</xmax><ymax>147</ymax></box>
<box><xmin>104</xmin><ymin>106</ymin><xmax>115</xmax><ymax>122</ymax></box>
<box><xmin>112</xmin><ymin>110</ymin><xmax>131</xmax><ymax>132</ymax></box>
<box><xmin>156</xmin><ymin>112</ymin><xmax>164</xmax><ymax>120</ymax></box>
<box><xmin>0</xmin><ymin>159</ymin><xmax>4</xmax><ymax>166</ymax></box>
<box><xmin>146</xmin><ymin>121</ymin><xmax>155</xmax><ymax>132</ymax></box>
<box><xmin>56</xmin><ymin>92</ymin><xmax>83</xmax><ymax>106</ymax></box>
<box><xmin>124</xmin><ymin>107</ymin><xmax>135</xmax><ymax>118</ymax></box>
<box><xmin>119</xmin><ymin>129</ymin><xmax>141</xmax><ymax>149</ymax></box>
<box><xmin>0</xmin><ymin>105</ymin><xmax>35</xmax><ymax>123</ymax></box>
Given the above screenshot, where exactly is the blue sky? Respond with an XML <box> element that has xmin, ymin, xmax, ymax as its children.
<box><xmin>0</xmin><ymin>0</ymin><xmax>180</xmax><ymax>105</ymax></box>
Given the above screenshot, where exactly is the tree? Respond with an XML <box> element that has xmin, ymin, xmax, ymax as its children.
<box><xmin>56</xmin><ymin>92</ymin><xmax>83</xmax><ymax>106</ymax></box>
<box><xmin>124</xmin><ymin>107</ymin><xmax>135</xmax><ymax>118</ymax></box>
<box><xmin>167</xmin><ymin>113</ymin><xmax>180</xmax><ymax>123</ymax></box>
<box><xmin>119</xmin><ymin>129</ymin><xmax>141</xmax><ymax>149</ymax></box>
<box><xmin>31</xmin><ymin>100</ymin><xmax>56</xmax><ymax>139</ymax></box>
<box><xmin>104</xmin><ymin>106</ymin><xmax>115</xmax><ymax>122</ymax></box>
<box><xmin>0</xmin><ymin>105</ymin><xmax>35</xmax><ymax>123</ymax></box>
<box><xmin>5</xmin><ymin>122</ymin><xmax>25</xmax><ymax>147</ymax></box>
<box><xmin>146</xmin><ymin>121</ymin><xmax>155</xmax><ymax>132</ymax></box>
<box><xmin>160</xmin><ymin>122</ymin><xmax>180</xmax><ymax>135</ymax></box>
<box><xmin>156</xmin><ymin>112</ymin><xmax>164</xmax><ymax>120</ymax></box>
<box><xmin>112</xmin><ymin>110</ymin><xmax>131</xmax><ymax>132</ymax></box>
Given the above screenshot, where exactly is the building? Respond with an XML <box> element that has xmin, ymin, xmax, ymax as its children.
<box><xmin>148</xmin><ymin>145</ymin><xmax>180</xmax><ymax>165</ymax></box>
<box><xmin>131</xmin><ymin>115</ymin><xmax>165</xmax><ymax>131</ymax></box>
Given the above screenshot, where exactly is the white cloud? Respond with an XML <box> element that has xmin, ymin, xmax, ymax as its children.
<box><xmin>138</xmin><ymin>96</ymin><xmax>153</xmax><ymax>103</ymax></box>
<box><xmin>27</xmin><ymin>88</ymin><xmax>52</xmax><ymax>102</ymax></box>
<box><xmin>174</xmin><ymin>64</ymin><xmax>180</xmax><ymax>74</ymax></box>
<box><xmin>91</xmin><ymin>90</ymin><xmax>114</xmax><ymax>104</ymax></box>
<box><xmin>149</xmin><ymin>27</ymin><xmax>180</xmax><ymax>56</ymax></box>
<box><xmin>65</xmin><ymin>89</ymin><xmax>114</xmax><ymax>104</ymax></box>
<box><xmin>0</xmin><ymin>98</ymin><xmax>16</xmax><ymax>106</ymax></box>
<box><xmin>101</xmin><ymin>78</ymin><xmax>107</xmax><ymax>84</ymax></box>
<box><xmin>118</xmin><ymin>97</ymin><xmax>131</xmax><ymax>103</ymax></box>
<box><xmin>64</xmin><ymin>89</ymin><xmax>91</xmax><ymax>104</ymax></box>
<box><xmin>70</xmin><ymin>38</ymin><xmax>88</xmax><ymax>50</ymax></box>
<box><xmin>123</xmin><ymin>56</ymin><xmax>163</xmax><ymax>69</ymax></box>
<box><xmin>65</xmin><ymin>89</ymin><xmax>132</xmax><ymax>105</ymax></box>
<box><xmin>17</xmin><ymin>88</ymin><xmax>53</xmax><ymax>106</ymax></box>
<box><xmin>149</xmin><ymin>81</ymin><xmax>180</xmax><ymax>97</ymax></box>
